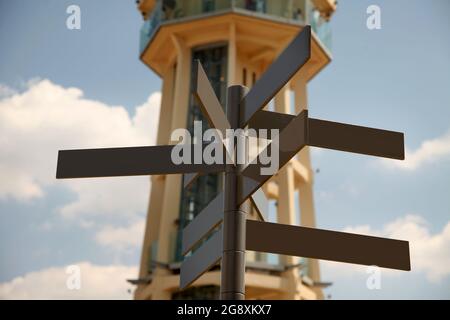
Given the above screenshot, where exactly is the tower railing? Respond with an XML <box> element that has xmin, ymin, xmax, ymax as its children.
<box><xmin>139</xmin><ymin>0</ymin><xmax>331</xmax><ymax>55</ymax></box>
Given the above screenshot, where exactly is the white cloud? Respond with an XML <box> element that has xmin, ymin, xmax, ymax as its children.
<box><xmin>96</xmin><ymin>219</ymin><xmax>145</xmax><ymax>251</ymax></box>
<box><xmin>0</xmin><ymin>84</ymin><xmax>16</xmax><ymax>98</ymax></box>
<box><xmin>323</xmin><ymin>215</ymin><xmax>450</xmax><ymax>283</ymax></box>
<box><xmin>381</xmin><ymin>130</ymin><xmax>450</xmax><ymax>170</ymax></box>
<box><xmin>0</xmin><ymin>262</ymin><xmax>137</xmax><ymax>300</ymax></box>
<box><xmin>0</xmin><ymin>80</ymin><xmax>161</xmax><ymax>220</ymax></box>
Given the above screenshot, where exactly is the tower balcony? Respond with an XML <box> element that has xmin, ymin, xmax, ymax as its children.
<box><xmin>138</xmin><ymin>0</ymin><xmax>333</xmax><ymax>78</ymax></box>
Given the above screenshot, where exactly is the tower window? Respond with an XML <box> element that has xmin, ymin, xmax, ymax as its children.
<box><xmin>202</xmin><ymin>0</ymin><xmax>215</xmax><ymax>13</ymax></box>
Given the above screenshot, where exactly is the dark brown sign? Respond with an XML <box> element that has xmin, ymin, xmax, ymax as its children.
<box><xmin>247</xmin><ymin>220</ymin><xmax>410</xmax><ymax>271</ymax></box>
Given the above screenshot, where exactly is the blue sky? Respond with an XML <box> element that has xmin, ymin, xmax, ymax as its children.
<box><xmin>0</xmin><ymin>0</ymin><xmax>449</xmax><ymax>299</ymax></box>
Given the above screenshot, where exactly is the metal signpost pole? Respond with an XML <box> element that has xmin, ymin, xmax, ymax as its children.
<box><xmin>221</xmin><ymin>85</ymin><xmax>248</xmax><ymax>300</ymax></box>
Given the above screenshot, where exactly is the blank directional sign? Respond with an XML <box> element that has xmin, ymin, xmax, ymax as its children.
<box><xmin>181</xmin><ymin>187</ymin><xmax>268</xmax><ymax>255</ymax></box>
<box><xmin>180</xmin><ymin>228</ymin><xmax>223</xmax><ymax>290</ymax></box>
<box><xmin>248</xmin><ymin>110</ymin><xmax>404</xmax><ymax>160</ymax></box>
<box><xmin>308</xmin><ymin>118</ymin><xmax>405</xmax><ymax>160</ymax></box>
<box><xmin>239</xmin><ymin>110</ymin><xmax>405</xmax><ymax>204</ymax></box>
<box><xmin>246</xmin><ymin>220</ymin><xmax>410</xmax><ymax>271</ymax></box>
<box><xmin>180</xmin><ymin>184</ymin><xmax>268</xmax><ymax>290</ymax></box>
<box><xmin>238</xmin><ymin>110</ymin><xmax>308</xmax><ymax>204</ymax></box>
<box><xmin>249</xmin><ymin>188</ymin><xmax>269</xmax><ymax>222</ymax></box>
<box><xmin>57</xmin><ymin>144</ymin><xmax>227</xmax><ymax>179</ymax></box>
<box><xmin>240</xmin><ymin>26</ymin><xmax>311</xmax><ymax>127</ymax></box>
<box><xmin>182</xmin><ymin>192</ymin><xmax>224</xmax><ymax>255</ymax></box>
<box><xmin>193</xmin><ymin>61</ymin><xmax>230</xmax><ymax>137</ymax></box>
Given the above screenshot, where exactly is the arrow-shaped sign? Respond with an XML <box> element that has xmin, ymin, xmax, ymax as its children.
<box><xmin>181</xmin><ymin>188</ymin><xmax>269</xmax><ymax>256</ymax></box>
<box><xmin>249</xmin><ymin>110</ymin><xmax>405</xmax><ymax>160</ymax></box>
<box><xmin>180</xmin><ymin>228</ymin><xmax>223</xmax><ymax>290</ymax></box>
<box><xmin>238</xmin><ymin>110</ymin><xmax>308</xmax><ymax>204</ymax></box>
<box><xmin>182</xmin><ymin>192</ymin><xmax>224</xmax><ymax>255</ymax></box>
<box><xmin>57</xmin><ymin>145</ymin><xmax>226</xmax><ymax>179</ymax></box>
<box><xmin>193</xmin><ymin>60</ymin><xmax>230</xmax><ymax>137</ymax></box>
<box><xmin>240</xmin><ymin>26</ymin><xmax>311</xmax><ymax>127</ymax></box>
<box><xmin>246</xmin><ymin>220</ymin><xmax>410</xmax><ymax>271</ymax></box>
<box><xmin>239</xmin><ymin>110</ymin><xmax>404</xmax><ymax>204</ymax></box>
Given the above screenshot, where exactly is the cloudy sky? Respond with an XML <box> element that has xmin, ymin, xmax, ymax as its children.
<box><xmin>0</xmin><ymin>0</ymin><xmax>449</xmax><ymax>299</ymax></box>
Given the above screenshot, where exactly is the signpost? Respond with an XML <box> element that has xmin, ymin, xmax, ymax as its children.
<box><xmin>56</xmin><ymin>26</ymin><xmax>410</xmax><ymax>300</ymax></box>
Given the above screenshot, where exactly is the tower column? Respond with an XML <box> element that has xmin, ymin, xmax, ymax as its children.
<box><xmin>136</xmin><ymin>63</ymin><xmax>175</xmax><ymax>300</ymax></box>
<box><xmin>227</xmin><ymin>23</ymin><xmax>237</xmax><ymax>85</ymax></box>
<box><xmin>274</xmin><ymin>84</ymin><xmax>302</xmax><ymax>300</ymax></box>
<box><xmin>152</xmin><ymin>35</ymin><xmax>191</xmax><ymax>300</ymax></box>
<box><xmin>293</xmin><ymin>71</ymin><xmax>323</xmax><ymax>299</ymax></box>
